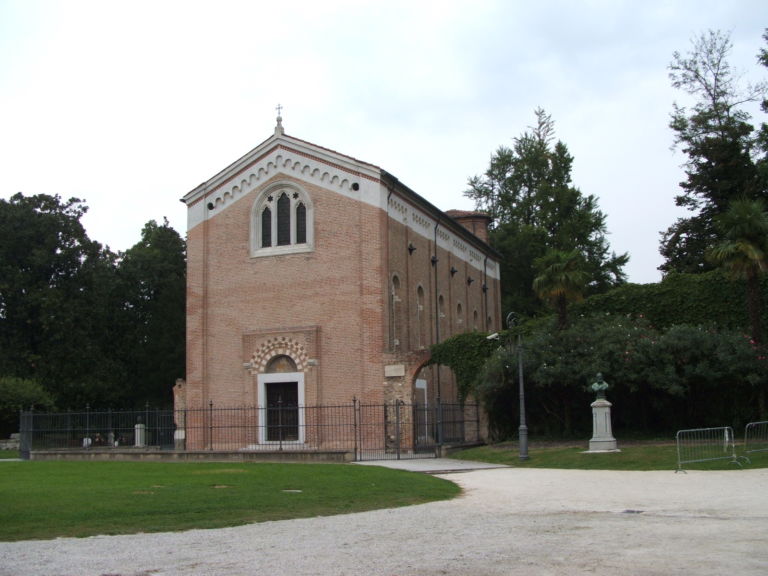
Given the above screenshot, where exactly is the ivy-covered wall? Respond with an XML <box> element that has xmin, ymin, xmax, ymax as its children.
<box><xmin>573</xmin><ymin>271</ymin><xmax>768</xmax><ymax>330</ymax></box>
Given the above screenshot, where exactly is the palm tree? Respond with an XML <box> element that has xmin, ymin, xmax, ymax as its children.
<box><xmin>709</xmin><ymin>198</ymin><xmax>768</xmax><ymax>345</ymax></box>
<box><xmin>533</xmin><ymin>249</ymin><xmax>589</xmax><ymax>330</ymax></box>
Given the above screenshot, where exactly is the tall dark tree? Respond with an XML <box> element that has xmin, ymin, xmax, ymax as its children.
<box><xmin>115</xmin><ymin>219</ymin><xmax>186</xmax><ymax>407</ymax></box>
<box><xmin>757</xmin><ymin>30</ymin><xmax>768</xmax><ymax>187</ymax></box>
<box><xmin>0</xmin><ymin>193</ymin><xmax>123</xmax><ymax>407</ymax></box>
<box><xmin>466</xmin><ymin>109</ymin><xmax>627</xmax><ymax>317</ymax></box>
<box><xmin>708</xmin><ymin>198</ymin><xmax>768</xmax><ymax>345</ymax></box>
<box><xmin>661</xmin><ymin>30</ymin><xmax>768</xmax><ymax>274</ymax></box>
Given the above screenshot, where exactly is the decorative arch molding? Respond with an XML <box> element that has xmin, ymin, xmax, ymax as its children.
<box><xmin>248</xmin><ymin>335</ymin><xmax>310</xmax><ymax>373</ymax></box>
<box><xmin>201</xmin><ymin>145</ymin><xmax>373</xmax><ymax>215</ymax></box>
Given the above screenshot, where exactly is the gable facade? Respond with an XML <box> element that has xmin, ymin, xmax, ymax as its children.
<box><xmin>179</xmin><ymin>118</ymin><xmax>501</xmax><ymax>448</ymax></box>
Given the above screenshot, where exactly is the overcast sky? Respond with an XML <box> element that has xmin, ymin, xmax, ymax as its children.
<box><xmin>1</xmin><ymin>0</ymin><xmax>766</xmax><ymax>284</ymax></box>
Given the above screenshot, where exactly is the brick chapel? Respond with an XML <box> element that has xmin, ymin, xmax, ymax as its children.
<box><xmin>176</xmin><ymin>115</ymin><xmax>501</xmax><ymax>446</ymax></box>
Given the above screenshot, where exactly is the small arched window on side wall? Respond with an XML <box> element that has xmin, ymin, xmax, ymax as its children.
<box><xmin>416</xmin><ymin>285</ymin><xmax>427</xmax><ymax>349</ymax></box>
<box><xmin>438</xmin><ymin>294</ymin><xmax>447</xmax><ymax>340</ymax></box>
<box><xmin>251</xmin><ymin>182</ymin><xmax>314</xmax><ymax>257</ymax></box>
<box><xmin>390</xmin><ymin>275</ymin><xmax>401</xmax><ymax>351</ymax></box>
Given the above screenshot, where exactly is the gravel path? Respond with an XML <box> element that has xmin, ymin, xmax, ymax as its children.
<box><xmin>2</xmin><ymin>465</ymin><xmax>767</xmax><ymax>575</ymax></box>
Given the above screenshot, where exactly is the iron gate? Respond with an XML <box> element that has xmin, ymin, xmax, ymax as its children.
<box><xmin>354</xmin><ymin>401</ymin><xmax>479</xmax><ymax>461</ymax></box>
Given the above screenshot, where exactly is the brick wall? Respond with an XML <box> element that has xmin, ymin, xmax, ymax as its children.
<box><xmin>185</xmin><ymin>173</ymin><xmax>389</xmax><ymax>409</ymax></box>
<box><xmin>184</xmin><ymin>160</ymin><xmax>500</xmax><ymax>417</ymax></box>
<box><xmin>383</xmin><ymin>203</ymin><xmax>501</xmax><ymax>404</ymax></box>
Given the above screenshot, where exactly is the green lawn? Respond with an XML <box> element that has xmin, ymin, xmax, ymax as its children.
<box><xmin>4</xmin><ymin>442</ymin><xmax>765</xmax><ymax>542</ymax></box>
<box><xmin>451</xmin><ymin>441</ymin><xmax>768</xmax><ymax>470</ymax></box>
<box><xmin>0</xmin><ymin>461</ymin><xmax>460</xmax><ymax>542</ymax></box>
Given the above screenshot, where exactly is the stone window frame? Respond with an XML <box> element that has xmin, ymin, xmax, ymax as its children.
<box><xmin>390</xmin><ymin>274</ymin><xmax>402</xmax><ymax>351</ymax></box>
<box><xmin>251</xmin><ymin>181</ymin><xmax>314</xmax><ymax>257</ymax></box>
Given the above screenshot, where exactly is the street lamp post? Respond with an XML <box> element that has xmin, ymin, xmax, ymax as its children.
<box><xmin>507</xmin><ymin>312</ymin><xmax>529</xmax><ymax>461</ymax></box>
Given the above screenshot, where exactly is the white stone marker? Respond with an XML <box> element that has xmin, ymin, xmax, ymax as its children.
<box><xmin>587</xmin><ymin>373</ymin><xmax>619</xmax><ymax>453</ymax></box>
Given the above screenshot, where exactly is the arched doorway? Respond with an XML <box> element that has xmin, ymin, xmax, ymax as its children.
<box><xmin>257</xmin><ymin>355</ymin><xmax>305</xmax><ymax>444</ymax></box>
<box><xmin>411</xmin><ymin>362</ymin><xmax>467</xmax><ymax>446</ymax></box>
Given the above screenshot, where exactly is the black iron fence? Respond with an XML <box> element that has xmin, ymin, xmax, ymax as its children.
<box><xmin>19</xmin><ymin>401</ymin><xmax>482</xmax><ymax>461</ymax></box>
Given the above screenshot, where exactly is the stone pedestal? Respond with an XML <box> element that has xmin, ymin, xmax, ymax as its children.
<box><xmin>134</xmin><ymin>423</ymin><xmax>146</xmax><ymax>447</ymax></box>
<box><xmin>174</xmin><ymin>428</ymin><xmax>186</xmax><ymax>450</ymax></box>
<box><xmin>588</xmin><ymin>398</ymin><xmax>619</xmax><ymax>452</ymax></box>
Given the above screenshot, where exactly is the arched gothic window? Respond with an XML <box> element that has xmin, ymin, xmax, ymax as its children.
<box><xmin>416</xmin><ymin>285</ymin><xmax>427</xmax><ymax>349</ymax></box>
<box><xmin>277</xmin><ymin>193</ymin><xmax>291</xmax><ymax>246</ymax></box>
<box><xmin>438</xmin><ymin>294</ymin><xmax>447</xmax><ymax>340</ymax></box>
<box><xmin>252</xmin><ymin>183</ymin><xmax>313</xmax><ymax>256</ymax></box>
<box><xmin>261</xmin><ymin>207</ymin><xmax>272</xmax><ymax>247</ymax></box>
<box><xmin>390</xmin><ymin>275</ymin><xmax>401</xmax><ymax>351</ymax></box>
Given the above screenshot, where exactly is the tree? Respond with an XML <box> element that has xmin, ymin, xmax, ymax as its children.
<box><xmin>0</xmin><ymin>194</ymin><xmax>187</xmax><ymax>410</ymax></box>
<box><xmin>708</xmin><ymin>198</ymin><xmax>768</xmax><ymax>344</ymax></box>
<box><xmin>533</xmin><ymin>249</ymin><xmax>589</xmax><ymax>330</ymax></box>
<box><xmin>114</xmin><ymin>219</ymin><xmax>186</xmax><ymax>407</ymax></box>
<box><xmin>0</xmin><ymin>376</ymin><xmax>54</xmax><ymax>437</ymax></box>
<box><xmin>0</xmin><ymin>193</ymin><xmax>123</xmax><ymax>407</ymax></box>
<box><xmin>466</xmin><ymin>109</ymin><xmax>627</xmax><ymax>317</ymax></box>
<box><xmin>757</xmin><ymin>29</ymin><xmax>768</xmax><ymax>194</ymax></box>
<box><xmin>661</xmin><ymin>30</ymin><xmax>768</xmax><ymax>274</ymax></box>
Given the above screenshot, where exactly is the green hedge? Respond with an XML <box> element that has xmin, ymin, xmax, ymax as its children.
<box><xmin>573</xmin><ymin>270</ymin><xmax>767</xmax><ymax>330</ymax></box>
<box><xmin>432</xmin><ymin>270</ymin><xmax>768</xmax><ymax>438</ymax></box>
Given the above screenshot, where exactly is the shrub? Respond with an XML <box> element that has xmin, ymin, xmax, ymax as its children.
<box><xmin>0</xmin><ymin>376</ymin><xmax>54</xmax><ymax>438</ymax></box>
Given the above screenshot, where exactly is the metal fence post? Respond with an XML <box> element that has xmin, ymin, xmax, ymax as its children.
<box><xmin>144</xmin><ymin>402</ymin><xmax>150</xmax><ymax>447</ymax></box>
<box><xmin>208</xmin><ymin>400</ymin><xmax>214</xmax><ymax>451</ymax></box>
<box><xmin>436</xmin><ymin>399</ymin><xmax>443</xmax><ymax>447</ymax></box>
<box><xmin>353</xmin><ymin>397</ymin><xmax>359</xmax><ymax>461</ymax></box>
<box><xmin>19</xmin><ymin>408</ymin><xmax>32</xmax><ymax>460</ymax></box>
<box><xmin>278</xmin><ymin>395</ymin><xmax>284</xmax><ymax>452</ymax></box>
<box><xmin>84</xmin><ymin>404</ymin><xmax>91</xmax><ymax>449</ymax></box>
<box><xmin>395</xmin><ymin>401</ymin><xmax>401</xmax><ymax>460</ymax></box>
<box><xmin>107</xmin><ymin>409</ymin><xmax>114</xmax><ymax>447</ymax></box>
<box><xmin>475</xmin><ymin>403</ymin><xmax>480</xmax><ymax>443</ymax></box>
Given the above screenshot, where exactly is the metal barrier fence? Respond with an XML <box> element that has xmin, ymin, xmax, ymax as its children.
<box><xmin>744</xmin><ymin>420</ymin><xmax>768</xmax><ymax>455</ymax></box>
<box><xmin>675</xmin><ymin>426</ymin><xmax>744</xmax><ymax>472</ymax></box>
<box><xmin>19</xmin><ymin>401</ymin><xmax>481</xmax><ymax>461</ymax></box>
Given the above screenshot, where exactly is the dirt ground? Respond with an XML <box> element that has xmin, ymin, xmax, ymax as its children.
<box><xmin>1</xmin><ymin>464</ymin><xmax>767</xmax><ymax>576</ymax></box>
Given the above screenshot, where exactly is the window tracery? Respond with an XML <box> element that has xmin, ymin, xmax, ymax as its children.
<box><xmin>252</xmin><ymin>183</ymin><xmax>313</xmax><ymax>256</ymax></box>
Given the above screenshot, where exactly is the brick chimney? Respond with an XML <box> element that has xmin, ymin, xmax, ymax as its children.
<box><xmin>445</xmin><ymin>210</ymin><xmax>492</xmax><ymax>244</ymax></box>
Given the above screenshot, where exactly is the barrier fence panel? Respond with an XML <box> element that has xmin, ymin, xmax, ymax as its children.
<box><xmin>744</xmin><ymin>420</ymin><xmax>768</xmax><ymax>455</ymax></box>
<box><xmin>675</xmin><ymin>426</ymin><xmax>742</xmax><ymax>472</ymax></box>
